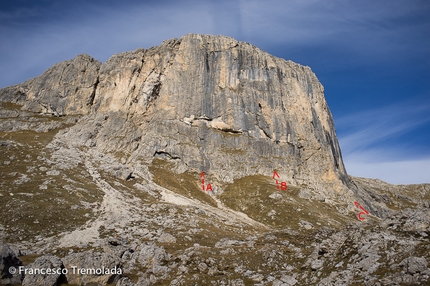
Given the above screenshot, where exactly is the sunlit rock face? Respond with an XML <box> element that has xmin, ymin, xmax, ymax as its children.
<box><xmin>0</xmin><ymin>54</ymin><xmax>101</xmax><ymax>116</ymax></box>
<box><xmin>0</xmin><ymin>34</ymin><xmax>350</xmax><ymax>198</ymax></box>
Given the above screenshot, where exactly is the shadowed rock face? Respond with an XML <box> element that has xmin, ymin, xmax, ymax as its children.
<box><xmin>0</xmin><ymin>33</ymin><xmax>349</xmax><ymax>199</ymax></box>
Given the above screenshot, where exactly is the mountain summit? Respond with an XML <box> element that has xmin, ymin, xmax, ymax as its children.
<box><xmin>2</xmin><ymin>34</ymin><xmax>349</xmax><ymax>193</ymax></box>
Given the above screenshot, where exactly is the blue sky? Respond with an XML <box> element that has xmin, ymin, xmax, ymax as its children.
<box><xmin>1</xmin><ymin>0</ymin><xmax>429</xmax><ymax>184</ymax></box>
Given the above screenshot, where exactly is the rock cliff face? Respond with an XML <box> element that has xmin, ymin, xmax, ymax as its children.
<box><xmin>0</xmin><ymin>34</ymin><xmax>349</xmax><ymax>199</ymax></box>
<box><xmin>1</xmin><ymin>54</ymin><xmax>101</xmax><ymax>116</ymax></box>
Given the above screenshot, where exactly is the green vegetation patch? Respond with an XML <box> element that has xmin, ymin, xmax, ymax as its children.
<box><xmin>148</xmin><ymin>158</ymin><xmax>217</xmax><ymax>207</ymax></box>
<box><xmin>0</xmin><ymin>127</ymin><xmax>103</xmax><ymax>244</ymax></box>
<box><xmin>219</xmin><ymin>175</ymin><xmax>351</xmax><ymax>230</ymax></box>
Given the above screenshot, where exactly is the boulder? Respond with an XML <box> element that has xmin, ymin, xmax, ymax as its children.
<box><xmin>137</xmin><ymin>242</ymin><xmax>171</xmax><ymax>275</ymax></box>
<box><xmin>62</xmin><ymin>251</ymin><xmax>122</xmax><ymax>285</ymax></box>
<box><xmin>22</xmin><ymin>255</ymin><xmax>64</xmax><ymax>286</ymax></box>
<box><xmin>400</xmin><ymin>256</ymin><xmax>428</xmax><ymax>274</ymax></box>
<box><xmin>0</xmin><ymin>244</ymin><xmax>23</xmax><ymax>285</ymax></box>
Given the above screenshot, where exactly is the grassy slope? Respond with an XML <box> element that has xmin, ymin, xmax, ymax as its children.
<box><xmin>219</xmin><ymin>175</ymin><xmax>353</xmax><ymax>230</ymax></box>
<box><xmin>0</xmin><ymin>112</ymin><xmax>103</xmax><ymax>243</ymax></box>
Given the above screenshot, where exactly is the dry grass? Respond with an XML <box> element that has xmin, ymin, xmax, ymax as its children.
<box><xmin>0</xmin><ymin>123</ymin><xmax>103</xmax><ymax>243</ymax></box>
<box><xmin>149</xmin><ymin>158</ymin><xmax>218</xmax><ymax>207</ymax></box>
<box><xmin>219</xmin><ymin>175</ymin><xmax>352</xmax><ymax>230</ymax></box>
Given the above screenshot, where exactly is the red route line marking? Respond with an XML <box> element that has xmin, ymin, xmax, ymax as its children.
<box><xmin>354</xmin><ymin>202</ymin><xmax>369</xmax><ymax>221</ymax></box>
<box><xmin>200</xmin><ymin>172</ymin><xmax>213</xmax><ymax>192</ymax></box>
<box><xmin>272</xmin><ymin>170</ymin><xmax>287</xmax><ymax>191</ymax></box>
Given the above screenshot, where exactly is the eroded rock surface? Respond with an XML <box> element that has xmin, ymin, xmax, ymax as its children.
<box><xmin>0</xmin><ymin>34</ymin><xmax>350</xmax><ymax>201</ymax></box>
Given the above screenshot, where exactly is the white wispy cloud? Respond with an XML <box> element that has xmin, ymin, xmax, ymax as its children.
<box><xmin>344</xmin><ymin>152</ymin><xmax>430</xmax><ymax>185</ymax></box>
<box><xmin>337</xmin><ymin>98</ymin><xmax>430</xmax><ymax>184</ymax></box>
<box><xmin>239</xmin><ymin>0</ymin><xmax>430</xmax><ymax>67</ymax></box>
<box><xmin>0</xmin><ymin>1</ymin><xmax>219</xmax><ymax>86</ymax></box>
<box><xmin>2</xmin><ymin>0</ymin><xmax>429</xmax><ymax>87</ymax></box>
<box><xmin>337</xmin><ymin>99</ymin><xmax>430</xmax><ymax>156</ymax></box>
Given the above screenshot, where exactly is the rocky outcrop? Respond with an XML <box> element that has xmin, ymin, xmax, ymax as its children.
<box><xmin>0</xmin><ymin>54</ymin><xmax>100</xmax><ymax>116</ymax></box>
<box><xmin>130</xmin><ymin>35</ymin><xmax>348</xmax><ymax>191</ymax></box>
<box><xmin>0</xmin><ymin>244</ymin><xmax>23</xmax><ymax>284</ymax></box>
<box><xmin>0</xmin><ymin>34</ymin><xmax>351</xmax><ymax>203</ymax></box>
<box><xmin>22</xmin><ymin>255</ymin><xmax>64</xmax><ymax>286</ymax></box>
<box><xmin>62</xmin><ymin>251</ymin><xmax>122</xmax><ymax>285</ymax></box>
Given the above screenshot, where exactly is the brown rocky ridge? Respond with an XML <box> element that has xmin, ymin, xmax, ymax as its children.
<box><xmin>0</xmin><ymin>34</ymin><xmax>429</xmax><ymax>285</ymax></box>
